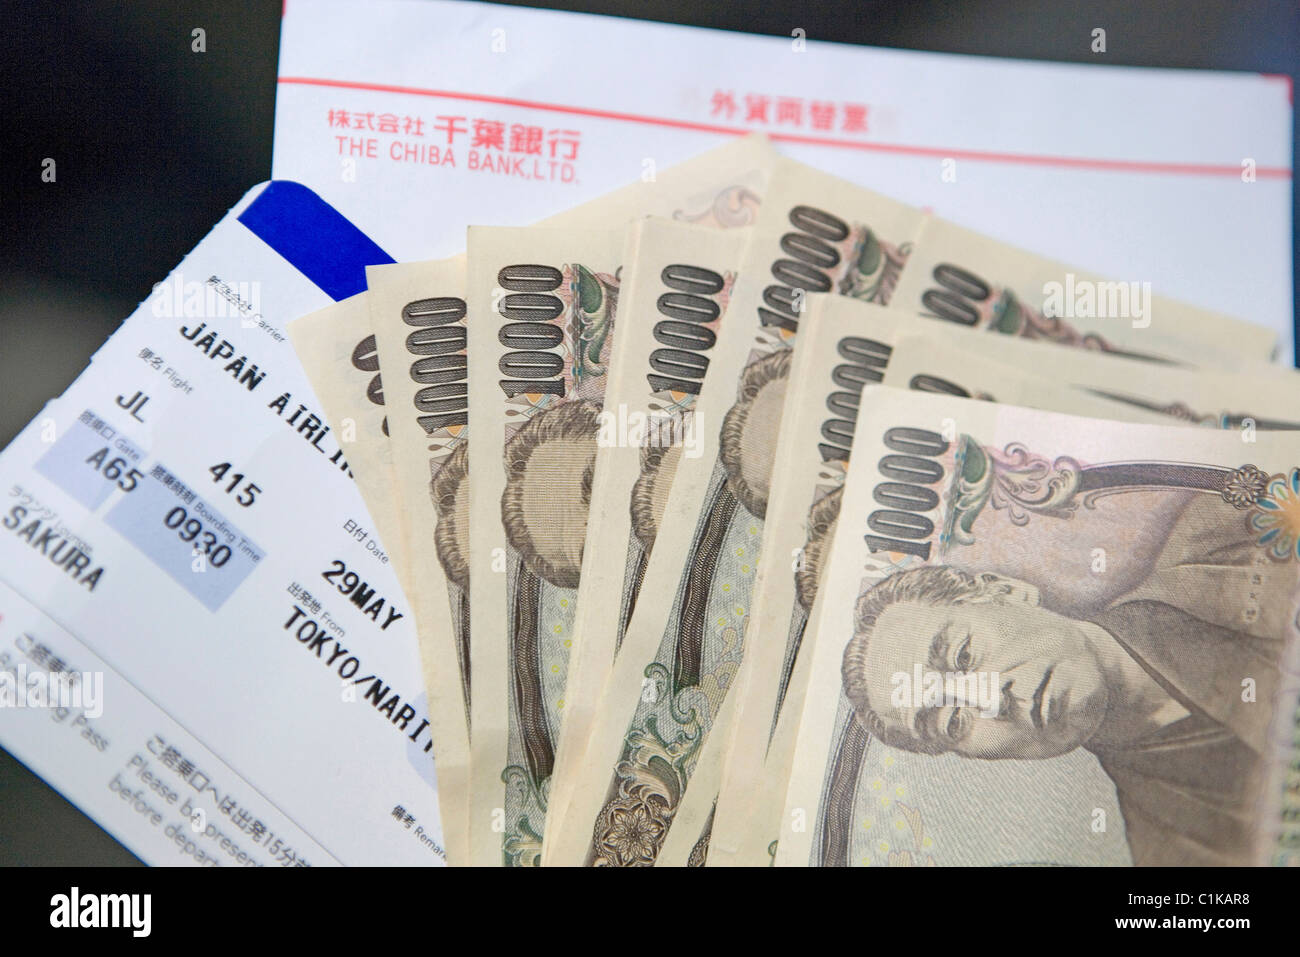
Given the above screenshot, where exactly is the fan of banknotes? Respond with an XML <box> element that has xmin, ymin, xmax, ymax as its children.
<box><xmin>288</xmin><ymin>135</ymin><xmax>1300</xmax><ymax>867</ymax></box>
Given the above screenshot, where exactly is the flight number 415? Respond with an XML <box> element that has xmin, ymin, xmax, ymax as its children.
<box><xmin>209</xmin><ymin>462</ymin><xmax>261</xmax><ymax>507</ymax></box>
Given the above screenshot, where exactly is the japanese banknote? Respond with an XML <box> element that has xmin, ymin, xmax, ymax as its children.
<box><xmin>777</xmin><ymin>389</ymin><xmax>1300</xmax><ymax>866</ymax></box>
<box><xmin>542</xmin><ymin>218</ymin><xmax>752</xmax><ymax>855</ymax></box>
<box><xmin>284</xmin><ymin>141</ymin><xmax>1299</xmax><ymax>867</ymax></box>
<box><xmin>545</xmin><ymin>160</ymin><xmax>930</xmax><ymax>865</ymax></box>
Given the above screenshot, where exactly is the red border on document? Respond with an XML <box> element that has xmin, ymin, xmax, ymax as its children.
<box><xmin>279</xmin><ymin>76</ymin><xmax>1292</xmax><ymax>180</ymax></box>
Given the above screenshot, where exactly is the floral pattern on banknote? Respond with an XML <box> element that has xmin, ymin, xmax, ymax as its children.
<box><xmin>1248</xmin><ymin>468</ymin><xmax>1300</xmax><ymax>561</ymax></box>
<box><xmin>835</xmin><ymin>232</ymin><xmax>911</xmax><ymax>305</ymax></box>
<box><xmin>673</xmin><ymin>186</ymin><xmax>761</xmax><ymax>229</ymax></box>
<box><xmin>970</xmin><ymin>286</ymin><xmax>1139</xmax><ymax>355</ymax></box>
<box><xmin>588</xmin><ymin>623</ymin><xmax>744</xmax><ymax>866</ymax></box>
<box><xmin>943</xmin><ymin>440</ymin><xmax>1296</xmax><ymax>557</ymax></box>
<box><xmin>587</xmin><ymin>348</ymin><xmax>791</xmax><ymax>865</ymax></box>
<box><xmin>942</xmin><ymin>441</ymin><xmax>1083</xmax><ymax>547</ymax></box>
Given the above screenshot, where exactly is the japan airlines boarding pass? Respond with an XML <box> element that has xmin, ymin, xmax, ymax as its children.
<box><xmin>0</xmin><ymin>181</ymin><xmax>446</xmax><ymax>866</ymax></box>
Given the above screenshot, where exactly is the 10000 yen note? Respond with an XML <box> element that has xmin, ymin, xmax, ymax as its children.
<box><xmin>779</xmin><ymin>389</ymin><xmax>1300</xmax><ymax>866</ymax></box>
<box><xmin>893</xmin><ymin>215</ymin><xmax>1277</xmax><ymax>365</ymax></box>
<box><xmin>660</xmin><ymin>299</ymin><xmax>912</xmax><ymax>866</ymax></box>
<box><xmin>542</xmin><ymin>218</ymin><xmax>752</xmax><ymax>855</ymax></box>
<box><xmin>705</xmin><ymin>297</ymin><xmax>1183</xmax><ymax>867</ymax></box>
<box><xmin>546</xmin><ymin>159</ymin><xmax>929</xmax><ymax>866</ymax></box>
<box><xmin>290</xmin><ymin>293</ymin><xmax>476</xmax><ymax>859</ymax></box>
<box><xmin>365</xmin><ymin>256</ymin><xmax>472</xmax><ymax>867</ymax></box>
<box><xmin>881</xmin><ymin>324</ymin><xmax>1300</xmax><ymax>432</ymax></box>
<box><xmin>287</xmin><ymin>295</ymin><xmax>411</xmax><ymax>582</ymax></box>
<box><xmin>464</xmin><ymin>137</ymin><xmax>777</xmax><ymax>867</ymax></box>
<box><xmin>467</xmin><ymin>226</ymin><xmax>626</xmax><ymax>867</ymax></box>
<box><xmin>707</xmin><ymin>300</ymin><xmax>1300</xmax><ymax>868</ymax></box>
<box><xmin>356</xmin><ymin>136</ymin><xmax>775</xmax><ymax>866</ymax></box>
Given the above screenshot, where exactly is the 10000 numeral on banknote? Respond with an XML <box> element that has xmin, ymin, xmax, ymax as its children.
<box><xmin>779</xmin><ymin>389</ymin><xmax>1300</xmax><ymax>867</ymax></box>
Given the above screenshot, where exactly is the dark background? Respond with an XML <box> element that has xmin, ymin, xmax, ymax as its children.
<box><xmin>0</xmin><ymin>0</ymin><xmax>1296</xmax><ymax>866</ymax></box>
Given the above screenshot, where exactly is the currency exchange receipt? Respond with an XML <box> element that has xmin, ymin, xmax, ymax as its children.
<box><xmin>0</xmin><ymin>181</ymin><xmax>446</xmax><ymax>866</ymax></box>
<box><xmin>275</xmin><ymin>0</ymin><xmax>1293</xmax><ymax>356</ymax></box>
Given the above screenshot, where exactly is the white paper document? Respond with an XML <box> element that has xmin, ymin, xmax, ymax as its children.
<box><xmin>275</xmin><ymin>0</ymin><xmax>1293</xmax><ymax>356</ymax></box>
<box><xmin>0</xmin><ymin>182</ymin><xmax>446</xmax><ymax>866</ymax></box>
